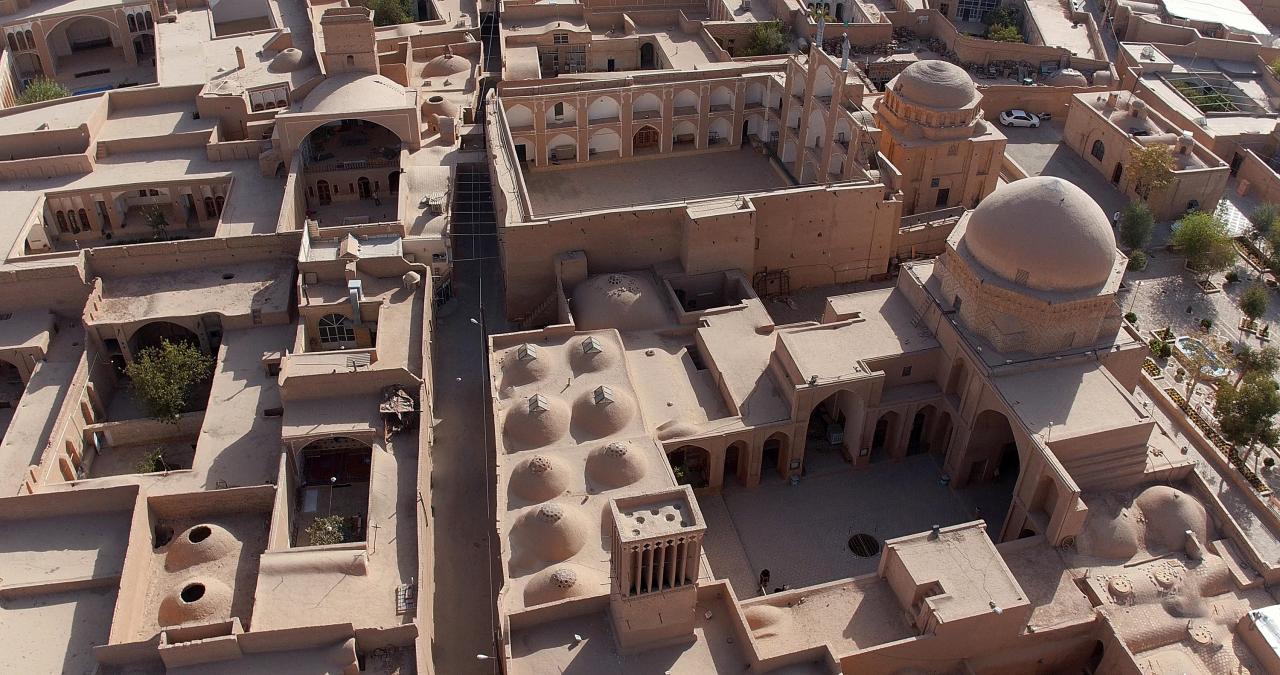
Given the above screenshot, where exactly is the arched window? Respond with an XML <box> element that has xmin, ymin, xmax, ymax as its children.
<box><xmin>127</xmin><ymin>14</ymin><xmax>137</xmax><ymax>32</ymax></box>
<box><xmin>144</xmin><ymin>11</ymin><xmax>154</xmax><ymax>29</ymax></box>
<box><xmin>214</xmin><ymin>195</ymin><xmax>225</xmax><ymax>215</ymax></box>
<box><xmin>1090</xmin><ymin>139</ymin><xmax>1105</xmax><ymax>161</ymax></box>
<box><xmin>55</xmin><ymin>211</ymin><xmax>68</xmax><ymax>232</ymax></box>
<box><xmin>317</xmin><ymin>314</ymin><xmax>356</xmax><ymax>348</ymax></box>
<box><xmin>7</xmin><ymin>33</ymin><xmax>17</xmax><ymax>52</ymax></box>
<box><xmin>23</xmin><ymin>30</ymin><xmax>33</xmax><ymax>49</ymax></box>
<box><xmin>346</xmin><ymin>55</ymin><xmax>354</xmax><ymax>67</ymax></box>
<box><xmin>78</xmin><ymin>209</ymin><xmax>90</xmax><ymax>230</ymax></box>
<box><xmin>203</xmin><ymin>196</ymin><xmax>216</xmax><ymax>218</ymax></box>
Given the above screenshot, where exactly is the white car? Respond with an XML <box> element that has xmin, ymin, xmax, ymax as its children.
<box><xmin>999</xmin><ymin>110</ymin><xmax>1041</xmax><ymax>128</ymax></box>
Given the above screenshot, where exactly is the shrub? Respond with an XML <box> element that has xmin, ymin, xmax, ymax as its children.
<box><xmin>1201</xmin><ymin>318</ymin><xmax>1214</xmax><ymax>331</ymax></box>
<box><xmin>1226</xmin><ymin>270</ymin><xmax>1240</xmax><ymax>283</ymax></box>
<box><xmin>304</xmin><ymin>515</ymin><xmax>350</xmax><ymax>546</ymax></box>
<box><xmin>987</xmin><ymin>24</ymin><xmax>1022</xmax><ymax>42</ymax></box>
<box><xmin>134</xmin><ymin>447</ymin><xmax>169</xmax><ymax>474</ymax></box>
<box><xmin>1149</xmin><ymin>337</ymin><xmax>1172</xmax><ymax>358</ymax></box>
<box><xmin>17</xmin><ymin>78</ymin><xmax>70</xmax><ymax>105</ymax></box>
<box><xmin>1127</xmin><ymin>250</ymin><xmax>1148</xmax><ymax>271</ymax></box>
<box><xmin>1265</xmin><ymin>457</ymin><xmax>1276</xmax><ymax>468</ymax></box>
<box><xmin>1241</xmin><ymin>283</ymin><xmax>1270</xmax><ymax>321</ymax></box>
<box><xmin>1119</xmin><ymin>202</ymin><xmax>1155</xmax><ymax>251</ymax></box>
<box><xmin>745</xmin><ymin>21</ymin><xmax>789</xmax><ymax>56</ymax></box>
<box><xmin>1124</xmin><ymin>312</ymin><xmax>1138</xmax><ymax>324</ymax></box>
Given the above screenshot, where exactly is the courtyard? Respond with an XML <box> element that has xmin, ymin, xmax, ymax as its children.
<box><xmin>523</xmin><ymin>147</ymin><xmax>791</xmax><ymax>216</ymax></box>
<box><xmin>698</xmin><ymin>453</ymin><xmax>1016</xmax><ymax>599</ymax></box>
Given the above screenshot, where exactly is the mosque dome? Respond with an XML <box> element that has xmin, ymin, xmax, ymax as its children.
<box><xmin>1045</xmin><ymin>68</ymin><xmax>1088</xmax><ymax>87</ymax></box>
<box><xmin>511</xmin><ymin>502</ymin><xmax>592</xmax><ymax>563</ymax></box>
<box><xmin>157</xmin><ymin>577</ymin><xmax>233</xmax><ymax>627</ymax></box>
<box><xmin>585</xmin><ymin>441</ymin><xmax>648</xmax><ymax>489</ymax></box>
<box><xmin>892</xmin><ymin>60</ymin><xmax>977</xmax><ymax>109</ymax></box>
<box><xmin>571</xmin><ymin>273</ymin><xmax>668</xmax><ymax>331</ymax></box>
<box><xmin>962</xmin><ymin>177</ymin><xmax>1117</xmax><ymax>293</ymax></box>
<box><xmin>164</xmin><ymin>524</ymin><xmax>237</xmax><ymax>572</ymax></box>
<box><xmin>572</xmin><ymin>385</ymin><xmax>636</xmax><ymax>438</ymax></box>
<box><xmin>268</xmin><ymin>48</ymin><xmax>308</xmax><ymax>73</ymax></box>
<box><xmin>503</xmin><ymin>393</ymin><xmax>570</xmax><ymax>451</ymax></box>
<box><xmin>509</xmin><ymin>454</ymin><xmax>571</xmax><ymax>503</ymax></box>
<box><xmin>522</xmin><ymin>564</ymin><xmax>603</xmax><ymax>605</ymax></box>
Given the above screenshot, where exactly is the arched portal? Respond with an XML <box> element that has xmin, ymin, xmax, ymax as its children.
<box><xmin>640</xmin><ymin>42</ymin><xmax>657</xmax><ymax>69</ymax></box>
<box><xmin>870</xmin><ymin>410</ymin><xmax>899</xmax><ymax>463</ymax></box>
<box><xmin>945</xmin><ymin>358</ymin><xmax>969</xmax><ymax>398</ymax></box>
<box><xmin>588</xmin><ymin>128</ymin><xmax>621</xmax><ymax>159</ymax></box>
<box><xmin>957</xmin><ymin>409</ymin><xmax>1021</xmax><ymax>537</ymax></box>
<box><xmin>633</xmin><ymin>124</ymin><xmax>660</xmax><ymax>155</ymax></box>
<box><xmin>907</xmin><ymin>405</ymin><xmax>937</xmax><ymax>455</ymax></box>
<box><xmin>724</xmin><ymin>440</ymin><xmax>747</xmax><ymax>486</ymax></box>
<box><xmin>129</xmin><ymin>321</ymin><xmax>201</xmax><ymax>357</ymax></box>
<box><xmin>931</xmin><ymin>411</ymin><xmax>953</xmax><ymax>462</ymax></box>
<box><xmin>300</xmin><ymin>119</ymin><xmax>404</xmax><ymax>227</ymax></box>
<box><xmin>761</xmin><ymin>432</ymin><xmax>788</xmax><ymax>479</ymax></box>
<box><xmin>669</xmin><ymin>445</ymin><xmax>710</xmax><ymax>488</ymax></box>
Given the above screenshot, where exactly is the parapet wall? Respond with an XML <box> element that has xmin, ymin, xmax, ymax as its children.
<box><xmin>84</xmin><ymin>231</ymin><xmax>303</xmax><ymax>278</ymax></box>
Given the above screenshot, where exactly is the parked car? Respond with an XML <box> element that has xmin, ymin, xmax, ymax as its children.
<box><xmin>999</xmin><ymin>109</ymin><xmax>1041</xmax><ymax>128</ymax></box>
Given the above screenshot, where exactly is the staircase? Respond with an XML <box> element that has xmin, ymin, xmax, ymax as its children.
<box><xmin>1062</xmin><ymin>445</ymin><xmax>1165</xmax><ymax>491</ymax></box>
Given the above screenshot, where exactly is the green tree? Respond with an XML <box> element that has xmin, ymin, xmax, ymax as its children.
<box><xmin>1249</xmin><ymin>203</ymin><xmax>1279</xmax><ymax>241</ymax></box>
<box><xmin>1234</xmin><ymin>344</ymin><xmax>1280</xmax><ymax>388</ymax></box>
<box><xmin>303</xmin><ymin>515</ymin><xmax>351</xmax><ymax>546</ymax></box>
<box><xmin>1172</xmin><ymin>211</ymin><xmax>1236</xmax><ymax>279</ymax></box>
<box><xmin>1119</xmin><ymin>201</ymin><xmax>1155</xmax><ymax>251</ymax></box>
<box><xmin>364</xmin><ymin>0</ymin><xmax>412</xmax><ymax>26</ymax></box>
<box><xmin>745</xmin><ymin>21</ymin><xmax>789</xmax><ymax>56</ymax></box>
<box><xmin>987</xmin><ymin>24</ymin><xmax>1022</xmax><ymax>42</ymax></box>
<box><xmin>1215</xmin><ymin>374</ymin><xmax>1280</xmax><ymax>460</ymax></box>
<box><xmin>1129</xmin><ymin>144</ymin><xmax>1175</xmax><ymax>199</ymax></box>
<box><xmin>17</xmin><ymin>78</ymin><xmax>70</xmax><ymax>106</ymax></box>
<box><xmin>125</xmin><ymin>339</ymin><xmax>213</xmax><ymax>424</ymax></box>
<box><xmin>1241</xmin><ymin>282</ymin><xmax>1270</xmax><ymax>321</ymax></box>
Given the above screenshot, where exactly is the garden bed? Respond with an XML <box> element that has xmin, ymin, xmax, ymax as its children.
<box><xmin>1165</xmin><ymin>387</ymin><xmax>1266</xmax><ymax>492</ymax></box>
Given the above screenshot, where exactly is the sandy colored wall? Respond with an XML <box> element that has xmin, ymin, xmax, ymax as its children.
<box><xmin>1235</xmin><ymin>149</ymin><xmax>1280</xmax><ymax>205</ymax></box>
<box><xmin>83</xmin><ymin>231</ymin><xmax>302</xmax><ymax>278</ymax></box>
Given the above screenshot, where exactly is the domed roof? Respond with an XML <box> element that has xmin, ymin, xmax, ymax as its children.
<box><xmin>503</xmin><ymin>393</ymin><xmax>570</xmax><ymax>451</ymax></box>
<box><xmin>571</xmin><ymin>335</ymin><xmax>617</xmax><ymax>373</ymax></box>
<box><xmin>522</xmin><ymin>564</ymin><xmax>604</xmax><ymax>605</ymax></box>
<box><xmin>585</xmin><ymin>440</ymin><xmax>648</xmax><ymax>489</ymax></box>
<box><xmin>655</xmin><ymin>418</ymin><xmax>701</xmax><ymax>441</ymax></box>
<box><xmin>1076</xmin><ymin>504</ymin><xmax>1140</xmax><ymax>559</ymax></box>
<box><xmin>1045</xmin><ymin>67</ymin><xmax>1088</xmax><ymax>87</ymax></box>
<box><xmin>423</xmin><ymin>52</ymin><xmax>471</xmax><ymax>78</ymax></box>
<box><xmin>509</xmin><ymin>454</ymin><xmax>571</xmax><ymax>503</ymax></box>
<box><xmin>892</xmin><ymin>60</ymin><xmax>977</xmax><ymax>109</ymax></box>
<box><xmin>300</xmin><ymin>73</ymin><xmax>408</xmax><ymax>115</ymax></box>
<box><xmin>743</xmin><ymin>605</ymin><xmax>793</xmax><ymax>639</ymax></box>
<box><xmin>962</xmin><ymin>177</ymin><xmax>1117</xmax><ymax>293</ymax></box>
<box><xmin>268</xmin><ymin>48</ymin><xmax>308</xmax><ymax>73</ymax></box>
<box><xmin>571</xmin><ymin>273</ymin><xmax>669</xmax><ymax>332</ymax></box>
<box><xmin>500</xmin><ymin>343</ymin><xmax>551</xmax><ymax>388</ymax></box>
<box><xmin>511</xmin><ymin>503</ymin><xmax>592</xmax><ymax>563</ymax></box>
<box><xmin>164</xmin><ymin>523</ymin><xmax>237</xmax><ymax>571</ymax></box>
<box><xmin>157</xmin><ymin>577</ymin><xmax>233</xmax><ymax>627</ymax></box>
<box><xmin>1134</xmin><ymin>485</ymin><xmax>1210</xmax><ymax>553</ymax></box>
<box><xmin>571</xmin><ymin>385</ymin><xmax>636</xmax><ymax>438</ymax></box>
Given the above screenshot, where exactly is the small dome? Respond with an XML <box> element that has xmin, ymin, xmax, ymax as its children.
<box><xmin>509</xmin><ymin>454</ymin><xmax>571</xmax><ymax>502</ymax></box>
<box><xmin>1046</xmin><ymin>68</ymin><xmax>1088</xmax><ymax>87</ymax></box>
<box><xmin>157</xmin><ymin>577</ymin><xmax>233</xmax><ymax>627</ymax></box>
<box><xmin>585</xmin><ymin>441</ymin><xmax>648</xmax><ymax>489</ymax></box>
<box><xmin>511</xmin><ymin>503</ymin><xmax>592</xmax><ymax>563</ymax></box>
<box><xmin>1076</xmin><ymin>506</ymin><xmax>1140</xmax><ymax>559</ymax></box>
<box><xmin>961</xmin><ymin>177</ymin><xmax>1117</xmax><ymax>293</ymax></box>
<box><xmin>268</xmin><ymin>48</ymin><xmax>308</xmax><ymax>73</ymax></box>
<box><xmin>892</xmin><ymin>60</ymin><xmax>977</xmax><ymax>109</ymax></box>
<box><xmin>504</xmin><ymin>393</ymin><xmax>570</xmax><ymax>451</ymax></box>
<box><xmin>501</xmin><ymin>343</ymin><xmax>551</xmax><ymax>388</ymax></box>
<box><xmin>571</xmin><ymin>385</ymin><xmax>635</xmax><ymax>438</ymax></box>
<box><xmin>423</xmin><ymin>53</ymin><xmax>471</xmax><ymax>78</ymax></box>
<box><xmin>656</xmin><ymin>418</ymin><xmax>701</xmax><ymax>441</ymax></box>
<box><xmin>422</xmin><ymin>94</ymin><xmax>459</xmax><ymax>122</ymax></box>
<box><xmin>571</xmin><ymin>335</ymin><xmax>617</xmax><ymax>373</ymax></box>
<box><xmin>743</xmin><ymin>605</ymin><xmax>793</xmax><ymax>638</ymax></box>
<box><xmin>571</xmin><ymin>273</ymin><xmax>669</xmax><ymax>332</ymax></box>
<box><xmin>1134</xmin><ymin>485</ymin><xmax>1210</xmax><ymax>553</ymax></box>
<box><xmin>164</xmin><ymin>524</ymin><xmax>237</xmax><ymax>571</ymax></box>
<box><xmin>522</xmin><ymin>564</ymin><xmax>603</xmax><ymax>605</ymax></box>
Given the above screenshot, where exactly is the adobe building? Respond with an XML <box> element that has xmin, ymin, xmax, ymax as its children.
<box><xmin>876</xmin><ymin>59</ymin><xmax>1006</xmax><ymax>216</ymax></box>
<box><xmin>0</xmin><ymin>0</ymin><xmax>160</xmax><ymax>94</ymax></box>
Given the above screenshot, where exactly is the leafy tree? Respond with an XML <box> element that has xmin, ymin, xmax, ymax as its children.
<box><xmin>1172</xmin><ymin>211</ymin><xmax>1236</xmax><ymax>279</ymax></box>
<box><xmin>985</xmin><ymin>5</ymin><xmax>1022</xmax><ymax>25</ymax></box>
<box><xmin>143</xmin><ymin>205</ymin><xmax>168</xmax><ymax>241</ymax></box>
<box><xmin>1119</xmin><ymin>201</ymin><xmax>1155</xmax><ymax>251</ymax></box>
<box><xmin>1241</xmin><ymin>283</ymin><xmax>1270</xmax><ymax>321</ymax></box>
<box><xmin>987</xmin><ymin>24</ymin><xmax>1023</xmax><ymax>42</ymax></box>
<box><xmin>1234</xmin><ymin>344</ymin><xmax>1280</xmax><ymax>388</ymax></box>
<box><xmin>1215</xmin><ymin>374</ymin><xmax>1280</xmax><ymax>459</ymax></box>
<box><xmin>125</xmin><ymin>339</ymin><xmax>213</xmax><ymax>423</ymax></box>
<box><xmin>364</xmin><ymin>0</ymin><xmax>413</xmax><ymax>26</ymax></box>
<box><xmin>1249</xmin><ymin>203</ymin><xmax>1279</xmax><ymax>241</ymax></box>
<box><xmin>134</xmin><ymin>447</ymin><xmax>170</xmax><ymax>474</ymax></box>
<box><xmin>745</xmin><ymin>21</ymin><xmax>789</xmax><ymax>56</ymax></box>
<box><xmin>304</xmin><ymin>515</ymin><xmax>351</xmax><ymax>546</ymax></box>
<box><xmin>17</xmin><ymin>78</ymin><xmax>70</xmax><ymax>105</ymax></box>
<box><xmin>1129</xmin><ymin>144</ymin><xmax>1175</xmax><ymax>199</ymax></box>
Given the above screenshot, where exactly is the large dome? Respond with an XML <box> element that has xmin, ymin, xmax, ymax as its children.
<box><xmin>571</xmin><ymin>273</ymin><xmax>669</xmax><ymax>331</ymax></box>
<box><xmin>962</xmin><ymin>177</ymin><xmax>1117</xmax><ymax>293</ymax></box>
<box><xmin>892</xmin><ymin>60</ymin><xmax>977</xmax><ymax>109</ymax></box>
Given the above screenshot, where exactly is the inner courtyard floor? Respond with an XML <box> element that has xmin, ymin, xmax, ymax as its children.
<box><xmin>698</xmin><ymin>452</ymin><xmax>1016</xmax><ymax>599</ymax></box>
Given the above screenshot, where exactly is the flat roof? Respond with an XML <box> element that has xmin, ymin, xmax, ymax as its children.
<box><xmin>994</xmin><ymin>359</ymin><xmax>1147</xmax><ymax>437</ymax></box>
<box><xmin>92</xmin><ymin>260</ymin><xmax>293</xmax><ymax>325</ymax></box>
<box><xmin>1162</xmin><ymin>0</ymin><xmax>1268</xmax><ymax>35</ymax></box>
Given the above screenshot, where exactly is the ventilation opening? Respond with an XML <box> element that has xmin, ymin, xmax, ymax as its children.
<box><xmin>154</xmin><ymin>525</ymin><xmax>174</xmax><ymax>548</ymax></box>
<box><xmin>847</xmin><ymin>533</ymin><xmax>880</xmax><ymax>558</ymax></box>
<box><xmin>222</xmin><ymin>273</ymin><xmax>235</xmax><ymax>280</ymax></box>
<box><xmin>181</xmin><ymin>583</ymin><xmax>206</xmax><ymax>603</ymax></box>
<box><xmin>188</xmin><ymin>525</ymin><xmax>212</xmax><ymax>543</ymax></box>
<box><xmin>686</xmin><ymin>344</ymin><xmax>707</xmax><ymax>371</ymax></box>
<box><xmin>428</xmin><ymin>95</ymin><xmax>444</xmax><ymax>104</ymax></box>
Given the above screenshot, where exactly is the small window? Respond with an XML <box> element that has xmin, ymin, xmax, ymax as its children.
<box><xmin>553</xmin><ymin>101</ymin><xmax>565</xmax><ymax>119</ymax></box>
<box><xmin>930</xmin><ymin>177</ymin><xmax>940</xmax><ymax>188</ymax></box>
<box><xmin>901</xmin><ymin>366</ymin><xmax>912</xmax><ymax>377</ymax></box>
<box><xmin>1015</xmin><ymin>268</ymin><xmax>1030</xmax><ymax>286</ymax></box>
<box><xmin>138</xmin><ymin>189</ymin><xmax>148</xmax><ymax>197</ymax></box>
<box><xmin>346</xmin><ymin>55</ymin><xmax>354</xmax><ymax>66</ymax></box>
<box><xmin>552</xmin><ymin>32</ymin><xmax>569</xmax><ymax>45</ymax></box>
<box><xmin>1090</xmin><ymin>139</ymin><xmax>1105</xmax><ymax>161</ymax></box>
<box><xmin>947</xmin><ymin>144</ymin><xmax>958</xmax><ymax>156</ymax></box>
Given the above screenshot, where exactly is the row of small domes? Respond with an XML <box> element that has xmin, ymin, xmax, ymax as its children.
<box><xmin>509</xmin><ymin>441</ymin><xmax>648</xmax><ymax>502</ymax></box>
<box><xmin>504</xmin><ymin>388</ymin><xmax>636</xmax><ymax>450</ymax></box>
